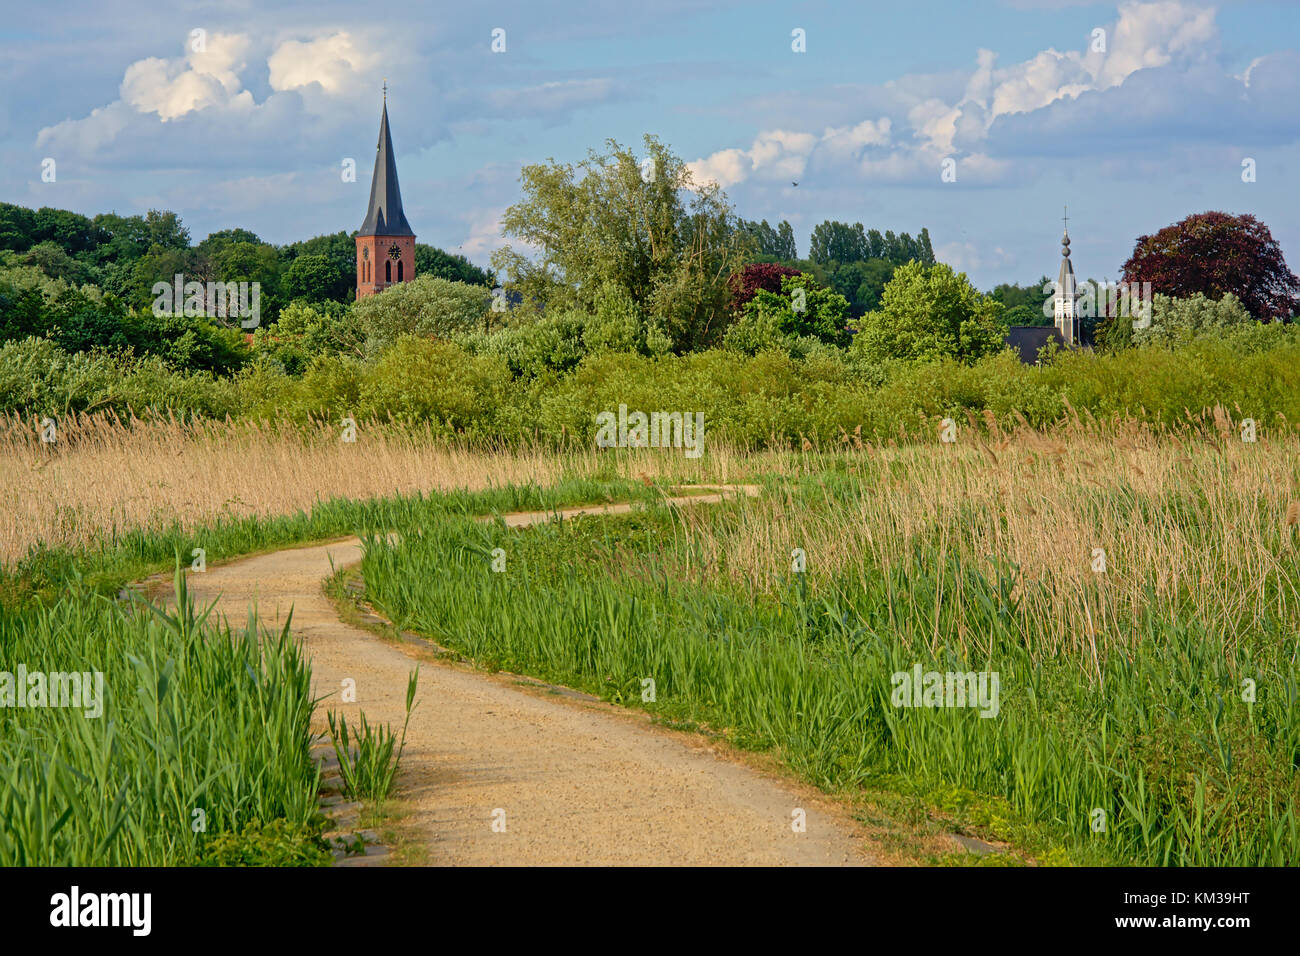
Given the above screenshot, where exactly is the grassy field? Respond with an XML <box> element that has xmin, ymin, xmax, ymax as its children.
<box><xmin>357</xmin><ymin>416</ymin><xmax>1300</xmax><ymax>866</ymax></box>
<box><xmin>3</xmin><ymin>412</ymin><xmax>1298</xmax><ymax>865</ymax></box>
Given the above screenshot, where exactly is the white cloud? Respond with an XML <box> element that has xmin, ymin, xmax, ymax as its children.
<box><xmin>121</xmin><ymin>32</ymin><xmax>252</xmax><ymax>121</ymax></box>
<box><xmin>268</xmin><ymin>33</ymin><xmax>376</xmax><ymax>95</ymax></box>
<box><xmin>689</xmin><ymin>0</ymin><xmax>1238</xmax><ymax>190</ymax></box>
<box><xmin>36</xmin><ymin>30</ymin><xmax>379</xmax><ymax>157</ymax></box>
<box><xmin>459</xmin><ymin>207</ymin><xmax>509</xmax><ymax>261</ymax></box>
<box><xmin>688</xmin><ymin>147</ymin><xmax>749</xmax><ymax>188</ymax></box>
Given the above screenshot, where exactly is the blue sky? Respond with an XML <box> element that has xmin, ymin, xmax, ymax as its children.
<box><xmin>2</xmin><ymin>0</ymin><xmax>1297</xmax><ymax>290</ymax></box>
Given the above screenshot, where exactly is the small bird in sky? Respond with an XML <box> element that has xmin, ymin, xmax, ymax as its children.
<box><xmin>791</xmin><ymin>181</ymin><xmax>799</xmax><ymax>187</ymax></box>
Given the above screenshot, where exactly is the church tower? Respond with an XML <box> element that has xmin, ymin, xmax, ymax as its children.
<box><xmin>356</xmin><ymin>86</ymin><xmax>415</xmax><ymax>300</ymax></box>
<box><xmin>1053</xmin><ymin>207</ymin><xmax>1080</xmax><ymax>346</ymax></box>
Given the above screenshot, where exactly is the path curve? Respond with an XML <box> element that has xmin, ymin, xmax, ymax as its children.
<box><xmin>175</xmin><ymin>487</ymin><xmax>876</xmax><ymax>866</ymax></box>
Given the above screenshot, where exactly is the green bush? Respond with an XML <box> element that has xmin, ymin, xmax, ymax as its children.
<box><xmin>1132</xmin><ymin>292</ymin><xmax>1253</xmax><ymax>348</ymax></box>
<box><xmin>853</xmin><ymin>261</ymin><xmax>1007</xmax><ymax>364</ymax></box>
<box><xmin>359</xmin><ymin>337</ymin><xmax>514</xmax><ymax>435</ymax></box>
<box><xmin>730</xmin><ymin>273</ymin><xmax>852</xmax><ymax>351</ymax></box>
<box><xmin>252</xmin><ymin>299</ymin><xmax>364</xmax><ymax>375</ymax></box>
<box><xmin>354</xmin><ymin>275</ymin><xmax>491</xmax><ymax>355</ymax></box>
<box><xmin>0</xmin><ymin>337</ymin><xmax>238</xmax><ymax>419</ymax></box>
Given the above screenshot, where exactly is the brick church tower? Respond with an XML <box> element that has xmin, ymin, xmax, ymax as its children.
<box><xmin>356</xmin><ymin>88</ymin><xmax>415</xmax><ymax>299</ymax></box>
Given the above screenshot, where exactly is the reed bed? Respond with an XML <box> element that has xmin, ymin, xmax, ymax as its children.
<box><xmin>359</xmin><ymin>414</ymin><xmax>1300</xmax><ymax>865</ymax></box>
<box><xmin>0</xmin><ymin>411</ymin><xmax>742</xmax><ymax>568</ymax></box>
<box><xmin>0</xmin><ymin>570</ymin><xmax>323</xmax><ymax>865</ymax></box>
<box><xmin>663</xmin><ymin>414</ymin><xmax>1300</xmax><ymax>666</ymax></box>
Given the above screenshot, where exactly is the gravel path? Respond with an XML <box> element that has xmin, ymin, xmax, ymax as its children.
<box><xmin>176</xmin><ymin>489</ymin><xmax>876</xmax><ymax>866</ymax></box>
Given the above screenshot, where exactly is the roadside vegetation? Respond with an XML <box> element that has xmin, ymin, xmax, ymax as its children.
<box><xmin>0</xmin><ymin>569</ymin><xmax>326</xmax><ymax>865</ymax></box>
<box><xmin>356</xmin><ymin>419</ymin><xmax>1300</xmax><ymax>866</ymax></box>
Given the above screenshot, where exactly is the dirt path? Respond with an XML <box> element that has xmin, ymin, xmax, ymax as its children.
<box><xmin>175</xmin><ymin>488</ymin><xmax>876</xmax><ymax>866</ymax></box>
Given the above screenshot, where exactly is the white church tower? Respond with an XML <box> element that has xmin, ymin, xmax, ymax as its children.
<box><xmin>1053</xmin><ymin>207</ymin><xmax>1080</xmax><ymax>346</ymax></box>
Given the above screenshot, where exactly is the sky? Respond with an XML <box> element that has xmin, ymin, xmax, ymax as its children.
<box><xmin>2</xmin><ymin>0</ymin><xmax>1297</xmax><ymax>290</ymax></box>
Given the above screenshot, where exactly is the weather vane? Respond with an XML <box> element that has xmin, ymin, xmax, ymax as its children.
<box><xmin>382</xmin><ymin>78</ymin><xmax>387</xmax><ymax>102</ymax></box>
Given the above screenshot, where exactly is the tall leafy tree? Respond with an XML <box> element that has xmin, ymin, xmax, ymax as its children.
<box><xmin>853</xmin><ymin>261</ymin><xmax>1007</xmax><ymax>363</ymax></box>
<box><xmin>494</xmin><ymin>134</ymin><xmax>745</xmax><ymax>351</ymax></box>
<box><xmin>1120</xmin><ymin>211</ymin><xmax>1299</xmax><ymax>321</ymax></box>
<box><xmin>809</xmin><ymin>220</ymin><xmax>868</xmax><ymax>264</ymax></box>
<box><xmin>737</xmin><ymin>218</ymin><xmax>798</xmax><ymax>259</ymax></box>
<box><xmin>916</xmin><ymin>227</ymin><xmax>936</xmax><ymax>266</ymax></box>
<box><xmin>279</xmin><ymin>231</ymin><xmax>355</xmax><ymax>303</ymax></box>
<box><xmin>283</xmin><ymin>254</ymin><xmax>343</xmax><ymax>304</ymax></box>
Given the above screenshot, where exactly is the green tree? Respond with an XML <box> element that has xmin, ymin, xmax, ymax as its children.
<box><xmin>727</xmin><ymin>273</ymin><xmax>851</xmax><ymax>352</ymax></box>
<box><xmin>31</xmin><ymin>207</ymin><xmax>101</xmax><ymax>253</ymax></box>
<box><xmin>253</xmin><ymin>299</ymin><xmax>363</xmax><ymax>374</ymax></box>
<box><xmin>89</xmin><ymin>212</ymin><xmax>152</xmax><ymax>265</ymax></box>
<box><xmin>0</xmin><ymin>203</ymin><xmax>37</xmax><ymax>251</ymax></box>
<box><xmin>853</xmin><ymin>261</ymin><xmax>1007</xmax><ymax>363</ymax></box>
<box><xmin>737</xmin><ymin>218</ymin><xmax>798</xmax><ymax>259</ymax></box>
<box><xmin>414</xmin><ymin>244</ymin><xmax>493</xmax><ymax>286</ymax></box>
<box><xmin>142</xmin><ymin>209</ymin><xmax>191</xmax><ymax>251</ymax></box>
<box><xmin>825</xmin><ymin>259</ymin><xmax>895</xmax><ymax>317</ymax></box>
<box><xmin>353</xmin><ymin>274</ymin><xmax>491</xmax><ymax>355</ymax></box>
<box><xmin>493</xmin><ymin>134</ymin><xmax>745</xmax><ymax>352</ymax></box>
<box><xmin>279</xmin><ymin>231</ymin><xmax>355</xmax><ymax>303</ymax></box>
<box><xmin>809</xmin><ymin>221</ymin><xmax>868</xmax><ymax>265</ymax></box>
<box><xmin>917</xmin><ymin>227</ymin><xmax>936</xmax><ymax>266</ymax></box>
<box><xmin>283</xmin><ymin>254</ymin><xmax>342</xmax><ymax>304</ymax></box>
<box><xmin>21</xmin><ymin>241</ymin><xmax>91</xmax><ymax>285</ymax></box>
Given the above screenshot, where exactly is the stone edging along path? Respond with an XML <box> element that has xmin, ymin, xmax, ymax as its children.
<box><xmin>147</xmin><ymin>484</ymin><xmax>880</xmax><ymax>866</ymax></box>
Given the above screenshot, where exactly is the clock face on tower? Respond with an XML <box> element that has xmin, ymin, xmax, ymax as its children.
<box><xmin>388</xmin><ymin>244</ymin><xmax>402</xmax><ymax>261</ymax></box>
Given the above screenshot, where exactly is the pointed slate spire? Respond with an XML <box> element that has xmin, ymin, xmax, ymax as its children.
<box><xmin>359</xmin><ymin>95</ymin><xmax>414</xmax><ymax>237</ymax></box>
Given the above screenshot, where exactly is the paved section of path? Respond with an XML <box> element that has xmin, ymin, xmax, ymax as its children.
<box><xmin>174</xmin><ymin>488</ymin><xmax>875</xmax><ymax>866</ymax></box>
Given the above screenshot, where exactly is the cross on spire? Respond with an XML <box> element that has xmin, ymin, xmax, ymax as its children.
<box><xmin>1062</xmin><ymin>204</ymin><xmax>1069</xmax><ymax>235</ymax></box>
<box><xmin>382</xmin><ymin>79</ymin><xmax>387</xmax><ymax>102</ymax></box>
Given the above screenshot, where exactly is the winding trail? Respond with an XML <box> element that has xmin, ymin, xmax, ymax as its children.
<box><xmin>170</xmin><ymin>488</ymin><xmax>876</xmax><ymax>866</ymax></box>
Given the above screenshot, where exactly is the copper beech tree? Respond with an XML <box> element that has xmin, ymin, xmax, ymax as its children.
<box><xmin>1120</xmin><ymin>211</ymin><xmax>1299</xmax><ymax>322</ymax></box>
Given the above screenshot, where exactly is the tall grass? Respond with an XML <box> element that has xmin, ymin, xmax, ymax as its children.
<box><xmin>0</xmin><ymin>568</ymin><xmax>322</xmax><ymax>865</ymax></box>
<box><xmin>0</xmin><ymin>411</ymin><xmax>744</xmax><ymax>568</ymax></box>
<box><xmin>360</xmin><ymin>421</ymin><xmax>1300</xmax><ymax>866</ymax></box>
<box><xmin>328</xmin><ymin>668</ymin><xmax>419</xmax><ymax>804</ymax></box>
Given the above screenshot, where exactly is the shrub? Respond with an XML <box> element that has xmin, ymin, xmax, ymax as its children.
<box><xmin>853</xmin><ymin>261</ymin><xmax>1007</xmax><ymax>364</ymax></box>
<box><xmin>1132</xmin><ymin>292</ymin><xmax>1253</xmax><ymax>348</ymax></box>
<box><xmin>253</xmin><ymin>300</ymin><xmax>364</xmax><ymax>374</ymax></box>
<box><xmin>731</xmin><ymin>273</ymin><xmax>852</xmax><ymax>351</ymax></box>
<box><xmin>354</xmin><ymin>275</ymin><xmax>491</xmax><ymax>355</ymax></box>
<box><xmin>359</xmin><ymin>337</ymin><xmax>514</xmax><ymax>435</ymax></box>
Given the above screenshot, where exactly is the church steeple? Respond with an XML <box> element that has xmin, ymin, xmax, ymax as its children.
<box><xmin>355</xmin><ymin>88</ymin><xmax>416</xmax><ymax>299</ymax></box>
<box><xmin>359</xmin><ymin>94</ymin><xmax>414</xmax><ymax>237</ymax></box>
<box><xmin>1053</xmin><ymin>206</ymin><xmax>1079</xmax><ymax>346</ymax></box>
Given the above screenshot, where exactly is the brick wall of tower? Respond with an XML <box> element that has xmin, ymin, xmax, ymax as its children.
<box><xmin>356</xmin><ymin>235</ymin><xmax>416</xmax><ymax>300</ymax></box>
